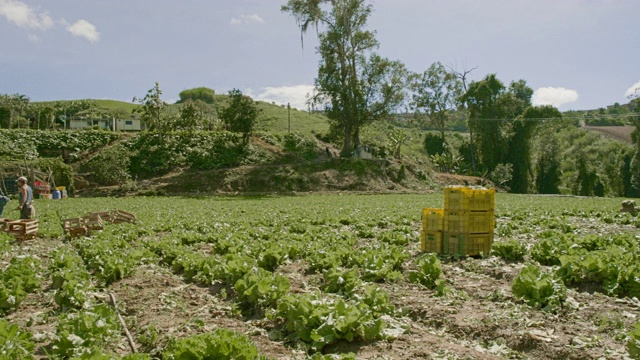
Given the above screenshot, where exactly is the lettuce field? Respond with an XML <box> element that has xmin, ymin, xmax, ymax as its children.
<box><xmin>2</xmin><ymin>193</ymin><xmax>640</xmax><ymax>359</ymax></box>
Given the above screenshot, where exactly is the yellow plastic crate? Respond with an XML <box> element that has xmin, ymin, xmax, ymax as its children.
<box><xmin>421</xmin><ymin>230</ymin><xmax>443</xmax><ymax>253</ymax></box>
<box><xmin>444</xmin><ymin>187</ymin><xmax>470</xmax><ymax>211</ymax></box>
<box><xmin>468</xmin><ymin>188</ymin><xmax>495</xmax><ymax>211</ymax></box>
<box><xmin>443</xmin><ymin>232</ymin><xmax>493</xmax><ymax>257</ymax></box>
<box><xmin>444</xmin><ymin>210</ymin><xmax>494</xmax><ymax>234</ymax></box>
<box><xmin>444</xmin><ymin>187</ymin><xmax>495</xmax><ymax>211</ymax></box>
<box><xmin>422</xmin><ymin>208</ymin><xmax>444</xmax><ymax>231</ymax></box>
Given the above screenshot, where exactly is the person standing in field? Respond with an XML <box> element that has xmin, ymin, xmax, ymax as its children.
<box><xmin>0</xmin><ymin>194</ymin><xmax>9</xmax><ymax>217</ymax></box>
<box><xmin>16</xmin><ymin>176</ymin><xmax>34</xmax><ymax>219</ymax></box>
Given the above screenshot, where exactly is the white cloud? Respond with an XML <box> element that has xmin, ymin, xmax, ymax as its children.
<box><xmin>230</xmin><ymin>14</ymin><xmax>265</xmax><ymax>25</ymax></box>
<box><xmin>252</xmin><ymin>85</ymin><xmax>315</xmax><ymax>110</ymax></box>
<box><xmin>0</xmin><ymin>0</ymin><xmax>53</xmax><ymax>29</ymax></box>
<box><xmin>532</xmin><ymin>87</ymin><xmax>579</xmax><ymax>107</ymax></box>
<box><xmin>624</xmin><ymin>80</ymin><xmax>640</xmax><ymax>98</ymax></box>
<box><xmin>66</xmin><ymin>19</ymin><xmax>100</xmax><ymax>43</ymax></box>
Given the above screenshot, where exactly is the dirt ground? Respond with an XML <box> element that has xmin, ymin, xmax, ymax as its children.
<box><xmin>582</xmin><ymin>125</ymin><xmax>635</xmax><ymax>144</ymax></box>
<box><xmin>4</xmin><ymin>217</ymin><xmax>639</xmax><ymax>360</ymax></box>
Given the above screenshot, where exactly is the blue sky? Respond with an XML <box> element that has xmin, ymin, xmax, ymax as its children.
<box><xmin>0</xmin><ymin>0</ymin><xmax>638</xmax><ymax>111</ymax></box>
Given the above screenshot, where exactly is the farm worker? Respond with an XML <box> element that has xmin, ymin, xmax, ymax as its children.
<box><xmin>0</xmin><ymin>194</ymin><xmax>8</xmax><ymax>216</ymax></box>
<box><xmin>16</xmin><ymin>176</ymin><xmax>34</xmax><ymax>219</ymax></box>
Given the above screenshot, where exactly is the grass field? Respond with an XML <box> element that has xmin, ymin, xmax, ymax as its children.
<box><xmin>1</xmin><ymin>193</ymin><xmax>640</xmax><ymax>359</ymax></box>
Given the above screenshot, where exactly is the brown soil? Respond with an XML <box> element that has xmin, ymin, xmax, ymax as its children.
<box><xmin>582</xmin><ymin>125</ymin><xmax>635</xmax><ymax>144</ymax></box>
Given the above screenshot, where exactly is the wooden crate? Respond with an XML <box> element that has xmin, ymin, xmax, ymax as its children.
<box><xmin>90</xmin><ymin>211</ymin><xmax>114</xmax><ymax>223</ymax></box>
<box><xmin>69</xmin><ymin>226</ymin><xmax>90</xmax><ymax>238</ymax></box>
<box><xmin>62</xmin><ymin>217</ymin><xmax>84</xmax><ymax>233</ymax></box>
<box><xmin>82</xmin><ymin>214</ymin><xmax>104</xmax><ymax>231</ymax></box>
<box><xmin>6</xmin><ymin>219</ymin><xmax>38</xmax><ymax>240</ymax></box>
<box><xmin>112</xmin><ymin>210</ymin><xmax>136</xmax><ymax>224</ymax></box>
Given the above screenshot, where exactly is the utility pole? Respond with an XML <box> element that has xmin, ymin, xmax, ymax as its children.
<box><xmin>287</xmin><ymin>103</ymin><xmax>291</xmax><ymax>133</ymax></box>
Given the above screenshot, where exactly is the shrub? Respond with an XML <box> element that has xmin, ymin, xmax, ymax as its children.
<box><xmin>83</xmin><ymin>144</ymin><xmax>131</xmax><ymax>185</ymax></box>
<box><xmin>423</xmin><ymin>132</ymin><xmax>445</xmax><ymax>155</ymax></box>
<box><xmin>283</xmin><ymin>132</ymin><xmax>318</xmax><ymax>160</ymax></box>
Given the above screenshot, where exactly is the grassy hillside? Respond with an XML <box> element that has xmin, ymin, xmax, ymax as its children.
<box><xmin>33</xmin><ymin>99</ymin><xmax>140</xmax><ymax>114</ymax></box>
<box><xmin>36</xmin><ymin>96</ymin><xmax>331</xmax><ymax>135</ymax></box>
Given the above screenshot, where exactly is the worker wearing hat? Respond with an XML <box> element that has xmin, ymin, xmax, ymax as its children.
<box><xmin>16</xmin><ymin>176</ymin><xmax>34</xmax><ymax>219</ymax></box>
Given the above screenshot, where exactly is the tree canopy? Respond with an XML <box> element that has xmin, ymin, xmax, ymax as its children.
<box><xmin>177</xmin><ymin>87</ymin><xmax>216</xmax><ymax>104</ymax></box>
<box><xmin>283</xmin><ymin>0</ymin><xmax>407</xmax><ymax>156</ymax></box>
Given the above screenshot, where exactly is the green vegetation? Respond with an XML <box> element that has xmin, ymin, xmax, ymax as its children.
<box><xmin>512</xmin><ymin>265</ymin><xmax>567</xmax><ymax>313</ymax></box>
<box><xmin>164</xmin><ymin>329</ymin><xmax>268</xmax><ymax>360</ymax></box>
<box><xmin>0</xmin><ymin>192</ymin><xmax>638</xmax><ymax>358</ymax></box>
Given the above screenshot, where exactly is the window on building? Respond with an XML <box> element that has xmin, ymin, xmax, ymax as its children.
<box><xmin>125</xmin><ymin>120</ymin><xmax>133</xmax><ymax>126</ymax></box>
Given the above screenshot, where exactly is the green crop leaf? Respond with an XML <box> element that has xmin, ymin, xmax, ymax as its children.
<box><xmin>512</xmin><ymin>265</ymin><xmax>567</xmax><ymax>313</ymax></box>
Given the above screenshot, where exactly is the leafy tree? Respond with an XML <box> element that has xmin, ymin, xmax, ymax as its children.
<box><xmin>410</xmin><ymin>62</ymin><xmax>462</xmax><ymax>144</ymax></box>
<box><xmin>573</xmin><ymin>152</ymin><xmax>604</xmax><ymax>196</ymax></box>
<box><xmin>459</xmin><ymin>74</ymin><xmax>507</xmax><ymax>173</ymax></box>
<box><xmin>508</xmin><ymin>105</ymin><xmax>561</xmax><ymax>193</ymax></box>
<box><xmin>0</xmin><ymin>94</ymin><xmax>30</xmax><ymax>128</ymax></box>
<box><xmin>460</xmin><ymin>75</ymin><xmax>538</xmax><ymax>184</ymax></box>
<box><xmin>133</xmin><ymin>82</ymin><xmax>169</xmax><ymax>133</ymax></box>
<box><xmin>386</xmin><ymin>127</ymin><xmax>410</xmax><ymax>158</ymax></box>
<box><xmin>283</xmin><ymin>0</ymin><xmax>408</xmax><ymax>156</ymax></box>
<box><xmin>629</xmin><ymin>98</ymin><xmax>640</xmax><ymax>193</ymax></box>
<box><xmin>177</xmin><ymin>99</ymin><xmax>215</xmax><ymax>132</ymax></box>
<box><xmin>535</xmin><ymin>130</ymin><xmax>562</xmax><ymax>194</ymax></box>
<box><xmin>177</xmin><ymin>87</ymin><xmax>216</xmax><ymax>104</ymax></box>
<box><xmin>219</xmin><ymin>89</ymin><xmax>260</xmax><ymax>141</ymax></box>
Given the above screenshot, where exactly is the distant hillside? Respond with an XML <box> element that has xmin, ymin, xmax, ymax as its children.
<box><xmin>35</xmin><ymin>96</ymin><xmax>330</xmax><ymax>135</ymax></box>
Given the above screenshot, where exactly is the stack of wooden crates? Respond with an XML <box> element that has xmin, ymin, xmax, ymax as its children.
<box><xmin>421</xmin><ymin>187</ymin><xmax>495</xmax><ymax>256</ymax></box>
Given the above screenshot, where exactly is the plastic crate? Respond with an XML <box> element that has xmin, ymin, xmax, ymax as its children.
<box><xmin>422</xmin><ymin>208</ymin><xmax>444</xmax><ymax>231</ymax></box>
<box><xmin>468</xmin><ymin>188</ymin><xmax>495</xmax><ymax>211</ymax></box>
<box><xmin>421</xmin><ymin>230</ymin><xmax>443</xmax><ymax>253</ymax></box>
<box><xmin>443</xmin><ymin>232</ymin><xmax>493</xmax><ymax>257</ymax></box>
<box><xmin>444</xmin><ymin>187</ymin><xmax>495</xmax><ymax>212</ymax></box>
<box><xmin>444</xmin><ymin>210</ymin><xmax>494</xmax><ymax>234</ymax></box>
<box><xmin>444</xmin><ymin>187</ymin><xmax>470</xmax><ymax>211</ymax></box>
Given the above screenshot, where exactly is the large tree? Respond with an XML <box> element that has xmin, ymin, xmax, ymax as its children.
<box><xmin>133</xmin><ymin>82</ymin><xmax>169</xmax><ymax>133</ymax></box>
<box><xmin>509</xmin><ymin>105</ymin><xmax>561</xmax><ymax>193</ymax></box>
<box><xmin>283</xmin><ymin>0</ymin><xmax>407</xmax><ymax>156</ymax></box>
<box><xmin>459</xmin><ymin>74</ymin><xmax>507</xmax><ymax>173</ymax></box>
<box><xmin>410</xmin><ymin>62</ymin><xmax>462</xmax><ymax>144</ymax></box>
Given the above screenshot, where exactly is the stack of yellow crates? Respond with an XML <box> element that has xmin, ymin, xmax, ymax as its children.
<box><xmin>421</xmin><ymin>208</ymin><xmax>444</xmax><ymax>253</ymax></box>
<box><xmin>421</xmin><ymin>187</ymin><xmax>495</xmax><ymax>256</ymax></box>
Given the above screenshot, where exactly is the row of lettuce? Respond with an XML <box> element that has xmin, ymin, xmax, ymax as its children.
<box><xmin>1</xmin><ymin>195</ymin><xmax>639</xmax><ymax>358</ymax></box>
